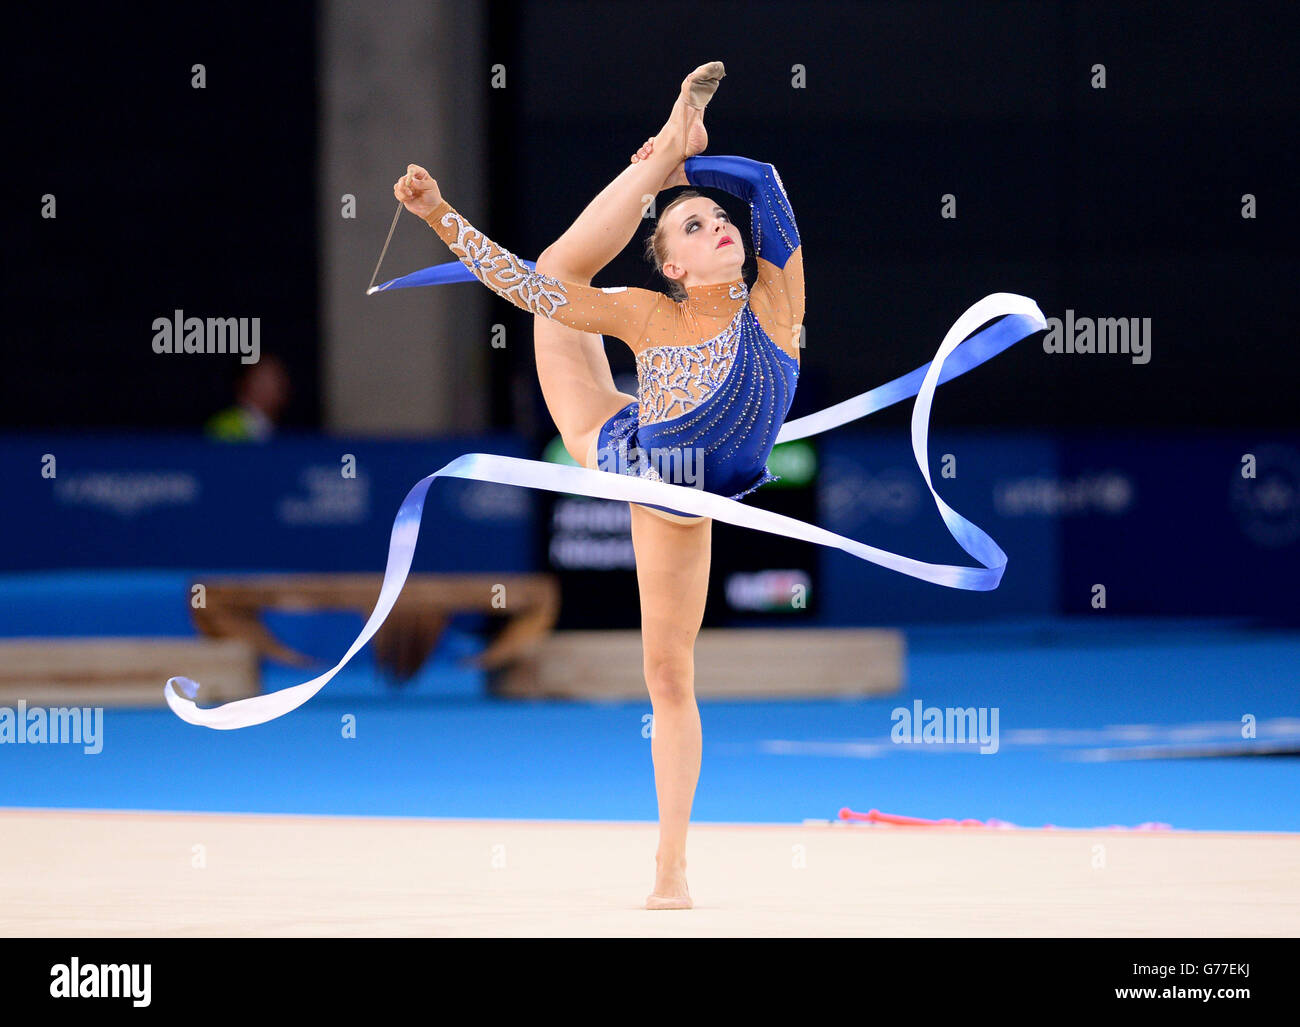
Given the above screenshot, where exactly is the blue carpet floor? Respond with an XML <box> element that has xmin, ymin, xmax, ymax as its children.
<box><xmin>3</xmin><ymin>612</ymin><xmax>1296</xmax><ymax>832</ymax></box>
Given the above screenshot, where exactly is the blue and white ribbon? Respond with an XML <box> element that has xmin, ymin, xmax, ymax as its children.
<box><xmin>365</xmin><ymin>257</ymin><xmax>537</xmax><ymax>293</ymax></box>
<box><xmin>165</xmin><ymin>290</ymin><xmax>1044</xmax><ymax>729</ymax></box>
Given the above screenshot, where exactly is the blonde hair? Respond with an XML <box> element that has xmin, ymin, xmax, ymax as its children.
<box><xmin>643</xmin><ymin>190</ymin><xmax>706</xmax><ymax>302</ymax></box>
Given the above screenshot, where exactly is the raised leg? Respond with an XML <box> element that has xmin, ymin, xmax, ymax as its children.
<box><xmin>531</xmin><ymin>64</ymin><xmax>723</xmax><ymax>464</ymax></box>
<box><xmin>530</xmin><ymin>314</ymin><xmax>632</xmax><ymax>467</ymax></box>
<box><xmin>630</xmin><ymin>502</ymin><xmax>712</xmax><ymax>909</ymax></box>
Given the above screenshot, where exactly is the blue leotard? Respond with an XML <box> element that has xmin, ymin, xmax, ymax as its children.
<box><xmin>423</xmin><ymin>154</ymin><xmax>805</xmax><ymax>518</ymax></box>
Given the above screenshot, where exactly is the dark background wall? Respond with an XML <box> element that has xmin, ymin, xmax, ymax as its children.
<box><xmin>491</xmin><ymin>0</ymin><xmax>1297</xmax><ymax>442</ymax></box>
<box><xmin>9</xmin><ymin>0</ymin><xmax>1297</xmax><ymax>436</ymax></box>
<box><xmin>9</xmin><ymin>3</ymin><xmax>320</xmax><ymax>431</ymax></box>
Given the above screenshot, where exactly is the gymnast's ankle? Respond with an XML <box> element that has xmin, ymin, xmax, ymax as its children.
<box><xmin>655</xmin><ymin>851</ymin><xmax>687</xmax><ymax>873</ymax></box>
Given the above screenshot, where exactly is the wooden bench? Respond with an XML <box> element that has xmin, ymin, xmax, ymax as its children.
<box><xmin>496</xmin><ymin>628</ymin><xmax>905</xmax><ymax>700</ymax></box>
<box><xmin>191</xmin><ymin>574</ymin><xmax>560</xmax><ymax>682</ymax></box>
<box><xmin>0</xmin><ymin>638</ymin><xmax>258</xmax><ymax>706</ymax></box>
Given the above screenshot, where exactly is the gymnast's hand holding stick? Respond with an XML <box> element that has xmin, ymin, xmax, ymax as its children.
<box><xmin>394</xmin><ymin>165</ymin><xmax>442</xmax><ymax>219</ymax></box>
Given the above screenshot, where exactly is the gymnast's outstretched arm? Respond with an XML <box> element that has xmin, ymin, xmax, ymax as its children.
<box><xmin>683</xmin><ymin>155</ymin><xmax>805</xmax><ymax>347</ymax></box>
<box><xmin>394</xmin><ymin>165</ymin><xmax>664</xmax><ymax>348</ymax></box>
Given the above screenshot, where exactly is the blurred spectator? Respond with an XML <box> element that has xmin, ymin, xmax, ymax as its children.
<box><xmin>205</xmin><ymin>355</ymin><xmax>291</xmax><ymax>441</ymax></box>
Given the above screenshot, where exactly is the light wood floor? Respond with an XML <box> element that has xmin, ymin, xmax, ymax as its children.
<box><xmin>3</xmin><ymin>808</ymin><xmax>1296</xmax><ymax>937</ymax></box>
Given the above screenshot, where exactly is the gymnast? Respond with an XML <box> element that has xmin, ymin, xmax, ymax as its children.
<box><xmin>394</xmin><ymin>61</ymin><xmax>803</xmax><ymax>910</ymax></box>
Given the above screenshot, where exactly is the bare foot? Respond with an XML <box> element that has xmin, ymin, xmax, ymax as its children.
<box><xmin>645</xmin><ymin>857</ymin><xmax>693</xmax><ymax>910</ymax></box>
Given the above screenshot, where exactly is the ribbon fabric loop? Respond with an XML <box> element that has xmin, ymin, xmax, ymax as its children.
<box><xmin>165</xmin><ymin>291</ymin><xmax>1044</xmax><ymax>729</ymax></box>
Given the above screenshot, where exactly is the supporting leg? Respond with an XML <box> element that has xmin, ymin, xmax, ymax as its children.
<box><xmin>630</xmin><ymin>502</ymin><xmax>712</xmax><ymax>909</ymax></box>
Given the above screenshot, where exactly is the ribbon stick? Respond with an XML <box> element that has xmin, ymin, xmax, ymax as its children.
<box><xmin>166</xmin><ymin>292</ymin><xmax>1044</xmax><ymax>729</ymax></box>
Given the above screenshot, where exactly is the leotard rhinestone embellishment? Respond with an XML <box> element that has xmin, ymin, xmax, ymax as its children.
<box><xmin>440</xmin><ymin>208</ymin><xmax>571</xmax><ymax>318</ymax></box>
<box><xmin>636</xmin><ymin>308</ymin><xmax>746</xmax><ymax>426</ymax></box>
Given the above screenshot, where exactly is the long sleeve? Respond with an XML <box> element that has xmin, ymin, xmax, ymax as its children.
<box><xmin>683</xmin><ymin>155</ymin><xmax>805</xmax><ymax>347</ymax></box>
<box><xmin>683</xmin><ymin>155</ymin><xmax>800</xmax><ymax>268</ymax></box>
<box><xmin>423</xmin><ymin>198</ymin><xmax>662</xmax><ymax>346</ymax></box>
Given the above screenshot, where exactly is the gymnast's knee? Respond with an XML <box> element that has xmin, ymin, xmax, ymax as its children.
<box><xmin>644</xmin><ymin>658</ymin><xmax>695</xmax><ymax>707</ymax></box>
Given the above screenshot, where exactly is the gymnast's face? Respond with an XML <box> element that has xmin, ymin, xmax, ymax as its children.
<box><xmin>662</xmin><ymin>198</ymin><xmax>745</xmax><ymax>290</ymax></box>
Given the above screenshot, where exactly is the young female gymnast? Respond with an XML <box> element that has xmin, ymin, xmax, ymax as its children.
<box><xmin>394</xmin><ymin>60</ymin><xmax>804</xmax><ymax>909</ymax></box>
